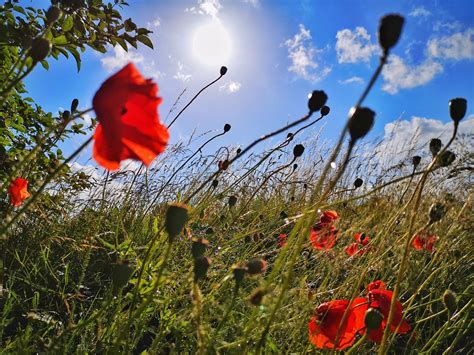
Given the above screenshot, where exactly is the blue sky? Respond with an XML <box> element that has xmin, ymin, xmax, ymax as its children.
<box><xmin>24</xmin><ymin>0</ymin><xmax>474</xmax><ymax>168</ymax></box>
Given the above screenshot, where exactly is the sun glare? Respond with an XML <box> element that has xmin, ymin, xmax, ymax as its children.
<box><xmin>192</xmin><ymin>20</ymin><xmax>232</xmax><ymax>67</ymax></box>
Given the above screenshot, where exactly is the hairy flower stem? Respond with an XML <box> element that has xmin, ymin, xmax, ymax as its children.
<box><xmin>193</xmin><ymin>281</ymin><xmax>206</xmax><ymax>354</ymax></box>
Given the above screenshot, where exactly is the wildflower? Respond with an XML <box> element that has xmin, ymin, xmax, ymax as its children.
<box><xmin>345</xmin><ymin>233</ymin><xmax>369</xmax><ymax>257</ymax></box>
<box><xmin>8</xmin><ymin>177</ymin><xmax>31</xmax><ymax>207</ymax></box>
<box><xmin>92</xmin><ymin>63</ymin><xmax>169</xmax><ymax>170</ymax></box>
<box><xmin>308</xmin><ymin>298</ymin><xmax>367</xmax><ymax>350</ymax></box>
<box><xmin>366</xmin><ymin>280</ymin><xmax>386</xmax><ymax>293</ymax></box>
<box><xmin>310</xmin><ymin>223</ymin><xmax>338</xmax><ymax>250</ymax></box>
<box><xmin>344</xmin><ymin>243</ymin><xmax>359</xmax><ymax>257</ymax></box>
<box><xmin>320</xmin><ymin>210</ymin><xmax>338</xmax><ymax>225</ymax></box>
<box><xmin>412</xmin><ymin>234</ymin><xmax>438</xmax><ymax>252</ymax></box>
<box><xmin>278</xmin><ymin>233</ymin><xmax>287</xmax><ymax>248</ymax></box>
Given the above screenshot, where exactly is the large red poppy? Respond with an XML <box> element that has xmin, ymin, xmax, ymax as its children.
<box><xmin>412</xmin><ymin>234</ymin><xmax>437</xmax><ymax>252</ymax></box>
<box><xmin>92</xmin><ymin>63</ymin><xmax>169</xmax><ymax>170</ymax></box>
<box><xmin>320</xmin><ymin>210</ymin><xmax>339</xmax><ymax>225</ymax></box>
<box><xmin>366</xmin><ymin>280</ymin><xmax>386</xmax><ymax>293</ymax></box>
<box><xmin>308</xmin><ymin>298</ymin><xmax>367</xmax><ymax>350</ymax></box>
<box><xmin>310</xmin><ymin>223</ymin><xmax>338</xmax><ymax>250</ymax></box>
<box><xmin>8</xmin><ymin>177</ymin><xmax>31</xmax><ymax>207</ymax></box>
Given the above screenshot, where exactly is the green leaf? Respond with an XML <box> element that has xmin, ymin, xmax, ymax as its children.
<box><xmin>63</xmin><ymin>16</ymin><xmax>73</xmax><ymax>32</ymax></box>
<box><xmin>40</xmin><ymin>60</ymin><xmax>49</xmax><ymax>70</ymax></box>
<box><xmin>67</xmin><ymin>47</ymin><xmax>81</xmax><ymax>72</ymax></box>
<box><xmin>52</xmin><ymin>35</ymin><xmax>68</xmax><ymax>45</ymax></box>
<box><xmin>137</xmin><ymin>35</ymin><xmax>153</xmax><ymax>49</ymax></box>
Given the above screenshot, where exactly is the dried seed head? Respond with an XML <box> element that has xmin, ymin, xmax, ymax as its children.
<box><xmin>224</xmin><ymin>123</ymin><xmax>231</xmax><ymax>132</ymax></box>
<box><xmin>246</xmin><ymin>258</ymin><xmax>267</xmax><ymax>275</ymax></box>
<box><xmin>442</xmin><ymin>289</ymin><xmax>457</xmax><ymax>314</ymax></box>
<box><xmin>320</xmin><ymin>105</ymin><xmax>330</xmax><ymax>116</ymax></box>
<box><xmin>348</xmin><ymin>107</ymin><xmax>375</xmax><ymax>143</ymax></box>
<box><xmin>232</xmin><ymin>265</ymin><xmax>247</xmax><ymax>286</ymax></box>
<box><xmin>218</xmin><ymin>160</ymin><xmax>229</xmax><ymax>170</ymax></box>
<box><xmin>293</xmin><ymin>163</ymin><xmax>298</xmax><ymax>170</ymax></box>
<box><xmin>438</xmin><ymin>151</ymin><xmax>456</xmax><ymax>167</ymax></box>
<box><xmin>212</xmin><ymin>179</ymin><xmax>219</xmax><ymax>188</ymax></box>
<box><xmin>191</xmin><ymin>238</ymin><xmax>209</xmax><ymax>259</ymax></box>
<box><xmin>280</xmin><ymin>210</ymin><xmax>288</xmax><ymax>219</ymax></box>
<box><xmin>365</xmin><ymin>308</ymin><xmax>384</xmax><ymax>330</ymax></box>
<box><xmin>379</xmin><ymin>14</ymin><xmax>404</xmax><ymax>54</ymax></box>
<box><xmin>165</xmin><ymin>203</ymin><xmax>189</xmax><ymax>241</ymax></box>
<box><xmin>293</xmin><ymin>144</ymin><xmax>305</xmax><ymax>158</ymax></box>
<box><xmin>429</xmin><ymin>138</ymin><xmax>442</xmax><ymax>157</ymax></box>
<box><xmin>307</xmin><ymin>90</ymin><xmax>328</xmax><ymax>113</ymax></box>
<box><xmin>429</xmin><ymin>202</ymin><xmax>446</xmax><ymax>224</ymax></box>
<box><xmin>30</xmin><ymin>38</ymin><xmax>52</xmax><ymax>62</ymax></box>
<box><xmin>194</xmin><ymin>256</ymin><xmax>211</xmax><ymax>281</ymax></box>
<box><xmin>220</xmin><ymin>66</ymin><xmax>228</xmax><ymax>75</ymax></box>
<box><xmin>228</xmin><ymin>195</ymin><xmax>237</xmax><ymax>207</ymax></box>
<box><xmin>449</xmin><ymin>98</ymin><xmax>467</xmax><ymax>123</ymax></box>
<box><xmin>412</xmin><ymin>155</ymin><xmax>421</xmax><ymax>168</ymax></box>
<box><xmin>354</xmin><ymin>178</ymin><xmax>363</xmax><ymax>188</ymax></box>
<box><xmin>250</xmin><ymin>288</ymin><xmax>265</xmax><ymax>306</ymax></box>
<box><xmin>236</xmin><ymin>148</ymin><xmax>242</xmax><ymax>155</ymax></box>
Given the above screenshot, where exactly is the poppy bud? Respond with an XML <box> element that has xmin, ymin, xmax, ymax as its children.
<box><xmin>354</xmin><ymin>178</ymin><xmax>363</xmax><ymax>188</ymax></box>
<box><xmin>378</xmin><ymin>14</ymin><xmax>404</xmax><ymax>54</ymax></box>
<box><xmin>304</xmin><ymin>183</ymin><xmax>308</xmax><ymax>189</ymax></box>
<box><xmin>212</xmin><ymin>179</ymin><xmax>218</xmax><ymax>188</ymax></box>
<box><xmin>442</xmin><ymin>289</ymin><xmax>457</xmax><ymax>314</ymax></box>
<box><xmin>293</xmin><ymin>144</ymin><xmax>305</xmax><ymax>158</ymax></box>
<box><xmin>218</xmin><ymin>160</ymin><xmax>229</xmax><ymax>170</ymax></box>
<box><xmin>449</xmin><ymin>98</ymin><xmax>467</xmax><ymax>123</ymax></box>
<box><xmin>46</xmin><ymin>6</ymin><xmax>62</xmax><ymax>24</ymax></box>
<box><xmin>224</xmin><ymin>123</ymin><xmax>231</xmax><ymax>132</ymax></box>
<box><xmin>246</xmin><ymin>258</ymin><xmax>267</xmax><ymax>275</ymax></box>
<box><xmin>429</xmin><ymin>138</ymin><xmax>442</xmax><ymax>157</ymax></box>
<box><xmin>232</xmin><ymin>265</ymin><xmax>247</xmax><ymax>286</ymax></box>
<box><xmin>250</xmin><ymin>288</ymin><xmax>265</xmax><ymax>306</ymax></box>
<box><xmin>307</xmin><ymin>90</ymin><xmax>328</xmax><ymax>113</ymax></box>
<box><xmin>228</xmin><ymin>195</ymin><xmax>237</xmax><ymax>207</ymax></box>
<box><xmin>194</xmin><ymin>256</ymin><xmax>211</xmax><ymax>281</ymax></box>
<box><xmin>348</xmin><ymin>107</ymin><xmax>375</xmax><ymax>143</ymax></box>
<box><xmin>205</xmin><ymin>227</ymin><xmax>214</xmax><ymax>235</ymax></box>
<box><xmin>111</xmin><ymin>260</ymin><xmax>133</xmax><ymax>293</ymax></box>
<box><xmin>438</xmin><ymin>151</ymin><xmax>456</xmax><ymax>167</ymax></box>
<box><xmin>429</xmin><ymin>202</ymin><xmax>446</xmax><ymax>224</ymax></box>
<box><xmin>70</xmin><ymin>98</ymin><xmax>79</xmax><ymax>112</ymax></box>
<box><xmin>293</xmin><ymin>163</ymin><xmax>298</xmax><ymax>170</ymax></box>
<box><xmin>321</xmin><ymin>105</ymin><xmax>330</xmax><ymax>116</ymax></box>
<box><xmin>365</xmin><ymin>308</ymin><xmax>384</xmax><ymax>330</ymax></box>
<box><xmin>287</xmin><ymin>132</ymin><xmax>294</xmax><ymax>141</ymax></box>
<box><xmin>192</xmin><ymin>238</ymin><xmax>209</xmax><ymax>259</ymax></box>
<box><xmin>62</xmin><ymin>110</ymin><xmax>71</xmax><ymax>121</ymax></box>
<box><xmin>412</xmin><ymin>155</ymin><xmax>421</xmax><ymax>168</ymax></box>
<box><xmin>165</xmin><ymin>203</ymin><xmax>189</xmax><ymax>241</ymax></box>
<box><xmin>29</xmin><ymin>38</ymin><xmax>52</xmax><ymax>62</ymax></box>
<box><xmin>236</xmin><ymin>148</ymin><xmax>241</xmax><ymax>155</ymax></box>
<box><xmin>220</xmin><ymin>66</ymin><xmax>228</xmax><ymax>75</ymax></box>
<box><xmin>280</xmin><ymin>210</ymin><xmax>288</xmax><ymax>219</ymax></box>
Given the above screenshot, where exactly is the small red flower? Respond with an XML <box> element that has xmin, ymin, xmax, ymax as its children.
<box><xmin>345</xmin><ymin>233</ymin><xmax>370</xmax><ymax>256</ymax></box>
<box><xmin>366</xmin><ymin>280</ymin><xmax>386</xmax><ymax>293</ymax></box>
<box><xmin>365</xmin><ymin>289</ymin><xmax>411</xmax><ymax>343</ymax></box>
<box><xmin>308</xmin><ymin>298</ymin><xmax>367</xmax><ymax>350</ymax></box>
<box><xmin>278</xmin><ymin>233</ymin><xmax>287</xmax><ymax>248</ymax></box>
<box><xmin>412</xmin><ymin>234</ymin><xmax>437</xmax><ymax>252</ymax></box>
<box><xmin>320</xmin><ymin>210</ymin><xmax>338</xmax><ymax>225</ymax></box>
<box><xmin>92</xmin><ymin>63</ymin><xmax>169</xmax><ymax>171</ymax></box>
<box><xmin>8</xmin><ymin>177</ymin><xmax>31</xmax><ymax>207</ymax></box>
<box><xmin>344</xmin><ymin>243</ymin><xmax>359</xmax><ymax>256</ymax></box>
<box><xmin>310</xmin><ymin>223</ymin><xmax>338</xmax><ymax>250</ymax></box>
<box><xmin>354</xmin><ymin>233</ymin><xmax>369</xmax><ymax>246</ymax></box>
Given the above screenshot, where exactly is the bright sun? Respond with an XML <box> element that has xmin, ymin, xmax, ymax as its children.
<box><xmin>193</xmin><ymin>20</ymin><xmax>232</xmax><ymax>67</ymax></box>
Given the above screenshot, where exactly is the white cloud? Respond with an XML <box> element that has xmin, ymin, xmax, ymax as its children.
<box><xmin>101</xmin><ymin>46</ymin><xmax>144</xmax><ymax>72</ymax></box>
<box><xmin>284</xmin><ymin>24</ymin><xmax>331</xmax><ymax>82</ymax></box>
<box><xmin>186</xmin><ymin>0</ymin><xmax>222</xmax><ymax>19</ymax></box>
<box><xmin>243</xmin><ymin>0</ymin><xmax>259</xmax><ymax>6</ymax></box>
<box><xmin>409</xmin><ymin>6</ymin><xmax>431</xmax><ymax>18</ymax></box>
<box><xmin>173</xmin><ymin>61</ymin><xmax>192</xmax><ymax>83</ymax></box>
<box><xmin>381</xmin><ymin>55</ymin><xmax>443</xmax><ymax>94</ymax></box>
<box><xmin>335</xmin><ymin>27</ymin><xmax>379</xmax><ymax>63</ymax></box>
<box><xmin>339</xmin><ymin>76</ymin><xmax>364</xmax><ymax>85</ymax></box>
<box><xmin>220</xmin><ymin>80</ymin><xmax>242</xmax><ymax>93</ymax></box>
<box><xmin>428</xmin><ymin>28</ymin><xmax>474</xmax><ymax>61</ymax></box>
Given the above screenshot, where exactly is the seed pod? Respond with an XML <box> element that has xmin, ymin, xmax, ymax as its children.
<box><xmin>438</xmin><ymin>151</ymin><xmax>456</xmax><ymax>167</ymax></box>
<box><xmin>70</xmin><ymin>98</ymin><xmax>79</xmax><ymax>112</ymax></box>
<box><xmin>365</xmin><ymin>308</ymin><xmax>384</xmax><ymax>330</ymax></box>
<box><xmin>232</xmin><ymin>265</ymin><xmax>247</xmax><ymax>286</ymax></box>
<box><xmin>246</xmin><ymin>258</ymin><xmax>267</xmax><ymax>275</ymax></box>
<box><xmin>111</xmin><ymin>260</ymin><xmax>133</xmax><ymax>293</ymax></box>
<box><xmin>429</xmin><ymin>138</ymin><xmax>442</xmax><ymax>157</ymax></box>
<box><xmin>165</xmin><ymin>203</ymin><xmax>189</xmax><ymax>241</ymax></box>
<box><xmin>379</xmin><ymin>14</ymin><xmax>404</xmax><ymax>54</ymax></box>
<box><xmin>46</xmin><ymin>6</ymin><xmax>62</xmax><ymax>24</ymax></box>
<box><xmin>429</xmin><ymin>202</ymin><xmax>446</xmax><ymax>224</ymax></box>
<box><xmin>293</xmin><ymin>144</ymin><xmax>305</xmax><ymax>158</ymax></box>
<box><xmin>280</xmin><ymin>210</ymin><xmax>288</xmax><ymax>219</ymax></box>
<box><xmin>307</xmin><ymin>90</ymin><xmax>328</xmax><ymax>113</ymax></box>
<box><xmin>224</xmin><ymin>123</ymin><xmax>231</xmax><ymax>132</ymax></box>
<box><xmin>354</xmin><ymin>178</ymin><xmax>363</xmax><ymax>188</ymax></box>
<box><xmin>220</xmin><ymin>66</ymin><xmax>228</xmax><ymax>75</ymax></box>
<box><xmin>449</xmin><ymin>98</ymin><xmax>467</xmax><ymax>123</ymax></box>
<box><xmin>250</xmin><ymin>288</ymin><xmax>265</xmax><ymax>306</ymax></box>
<box><xmin>293</xmin><ymin>163</ymin><xmax>298</xmax><ymax>170</ymax></box>
<box><xmin>212</xmin><ymin>179</ymin><xmax>218</xmax><ymax>188</ymax></box>
<box><xmin>236</xmin><ymin>148</ymin><xmax>242</xmax><ymax>155</ymax></box>
<box><xmin>192</xmin><ymin>238</ymin><xmax>209</xmax><ymax>259</ymax></box>
<box><xmin>442</xmin><ymin>289</ymin><xmax>457</xmax><ymax>314</ymax></box>
<box><xmin>29</xmin><ymin>38</ymin><xmax>52</xmax><ymax>62</ymax></box>
<box><xmin>287</xmin><ymin>132</ymin><xmax>294</xmax><ymax>141</ymax></box>
<box><xmin>321</xmin><ymin>105</ymin><xmax>330</xmax><ymax>116</ymax></box>
<box><xmin>218</xmin><ymin>160</ymin><xmax>229</xmax><ymax>170</ymax></box>
<box><xmin>194</xmin><ymin>256</ymin><xmax>211</xmax><ymax>281</ymax></box>
<box><xmin>228</xmin><ymin>195</ymin><xmax>237</xmax><ymax>207</ymax></box>
<box><xmin>348</xmin><ymin>107</ymin><xmax>375</xmax><ymax>143</ymax></box>
<box><xmin>412</xmin><ymin>155</ymin><xmax>421</xmax><ymax>168</ymax></box>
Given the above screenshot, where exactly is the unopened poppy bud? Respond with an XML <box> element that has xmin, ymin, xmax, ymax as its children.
<box><xmin>365</xmin><ymin>308</ymin><xmax>384</xmax><ymax>330</ymax></box>
<box><xmin>62</xmin><ymin>110</ymin><xmax>71</xmax><ymax>121</ymax></box>
<box><xmin>30</xmin><ymin>38</ymin><xmax>52</xmax><ymax>62</ymax></box>
<box><xmin>429</xmin><ymin>202</ymin><xmax>446</xmax><ymax>224</ymax></box>
<box><xmin>280</xmin><ymin>210</ymin><xmax>288</xmax><ymax>219</ymax></box>
<box><xmin>442</xmin><ymin>289</ymin><xmax>457</xmax><ymax>314</ymax></box>
<box><xmin>287</xmin><ymin>132</ymin><xmax>294</xmax><ymax>141</ymax></box>
<box><xmin>321</xmin><ymin>105</ymin><xmax>330</xmax><ymax>116</ymax></box>
<box><xmin>412</xmin><ymin>155</ymin><xmax>421</xmax><ymax>168</ymax></box>
<box><xmin>71</xmin><ymin>98</ymin><xmax>79</xmax><ymax>112</ymax></box>
<box><xmin>192</xmin><ymin>238</ymin><xmax>209</xmax><ymax>259</ymax></box>
<box><xmin>438</xmin><ymin>151</ymin><xmax>456</xmax><ymax>167</ymax></box>
<box><xmin>293</xmin><ymin>144</ymin><xmax>305</xmax><ymax>157</ymax></box>
<box><xmin>246</xmin><ymin>258</ymin><xmax>267</xmax><ymax>275</ymax></box>
<box><xmin>232</xmin><ymin>265</ymin><xmax>247</xmax><ymax>286</ymax></box>
<box><xmin>111</xmin><ymin>260</ymin><xmax>133</xmax><ymax>293</ymax></box>
<box><xmin>236</xmin><ymin>148</ymin><xmax>242</xmax><ymax>155</ymax></box>
<box><xmin>228</xmin><ymin>195</ymin><xmax>237</xmax><ymax>207</ymax></box>
<box><xmin>224</xmin><ymin>123</ymin><xmax>231</xmax><ymax>132</ymax></box>
<box><xmin>46</xmin><ymin>6</ymin><xmax>62</xmax><ymax>24</ymax></box>
<box><xmin>449</xmin><ymin>98</ymin><xmax>467</xmax><ymax>123</ymax></box>
<box><xmin>165</xmin><ymin>203</ymin><xmax>189</xmax><ymax>241</ymax></box>
<box><xmin>354</xmin><ymin>178</ymin><xmax>363</xmax><ymax>188</ymax></box>
<box><xmin>250</xmin><ymin>288</ymin><xmax>265</xmax><ymax>306</ymax></box>
<box><xmin>304</xmin><ymin>183</ymin><xmax>308</xmax><ymax>189</ymax></box>
<box><xmin>429</xmin><ymin>138</ymin><xmax>442</xmax><ymax>157</ymax></box>
<box><xmin>194</xmin><ymin>256</ymin><xmax>211</xmax><ymax>281</ymax></box>
<box><xmin>293</xmin><ymin>163</ymin><xmax>298</xmax><ymax>170</ymax></box>
<box><xmin>220</xmin><ymin>66</ymin><xmax>228</xmax><ymax>75</ymax></box>
<box><xmin>348</xmin><ymin>107</ymin><xmax>375</xmax><ymax>143</ymax></box>
<box><xmin>379</xmin><ymin>14</ymin><xmax>404</xmax><ymax>54</ymax></box>
<box><xmin>212</xmin><ymin>179</ymin><xmax>218</xmax><ymax>188</ymax></box>
<box><xmin>218</xmin><ymin>160</ymin><xmax>229</xmax><ymax>170</ymax></box>
<box><xmin>307</xmin><ymin>90</ymin><xmax>328</xmax><ymax>113</ymax></box>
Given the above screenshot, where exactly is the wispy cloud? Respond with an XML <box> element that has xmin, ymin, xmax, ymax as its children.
<box><xmin>382</xmin><ymin>55</ymin><xmax>443</xmax><ymax>94</ymax></box>
<box><xmin>173</xmin><ymin>61</ymin><xmax>192</xmax><ymax>83</ymax></box>
<box><xmin>101</xmin><ymin>46</ymin><xmax>144</xmax><ymax>72</ymax></box>
<box><xmin>284</xmin><ymin>24</ymin><xmax>331</xmax><ymax>82</ymax></box>
<box><xmin>335</xmin><ymin>27</ymin><xmax>379</xmax><ymax>63</ymax></box>
<box><xmin>339</xmin><ymin>76</ymin><xmax>364</xmax><ymax>85</ymax></box>
<box><xmin>243</xmin><ymin>0</ymin><xmax>259</xmax><ymax>7</ymax></box>
<box><xmin>220</xmin><ymin>80</ymin><xmax>242</xmax><ymax>93</ymax></box>
<box><xmin>428</xmin><ymin>28</ymin><xmax>474</xmax><ymax>61</ymax></box>
<box><xmin>186</xmin><ymin>0</ymin><xmax>222</xmax><ymax>19</ymax></box>
<box><xmin>409</xmin><ymin>6</ymin><xmax>431</xmax><ymax>18</ymax></box>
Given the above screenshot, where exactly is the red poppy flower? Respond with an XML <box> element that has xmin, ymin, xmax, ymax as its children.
<box><xmin>365</xmin><ymin>289</ymin><xmax>411</xmax><ymax>343</ymax></box>
<box><xmin>92</xmin><ymin>63</ymin><xmax>169</xmax><ymax>171</ymax></box>
<box><xmin>366</xmin><ymin>280</ymin><xmax>386</xmax><ymax>293</ymax></box>
<box><xmin>412</xmin><ymin>234</ymin><xmax>437</xmax><ymax>252</ymax></box>
<box><xmin>310</xmin><ymin>223</ymin><xmax>338</xmax><ymax>250</ymax></box>
<box><xmin>278</xmin><ymin>233</ymin><xmax>287</xmax><ymax>248</ymax></box>
<box><xmin>8</xmin><ymin>177</ymin><xmax>31</xmax><ymax>207</ymax></box>
<box><xmin>308</xmin><ymin>298</ymin><xmax>367</xmax><ymax>350</ymax></box>
<box><xmin>344</xmin><ymin>243</ymin><xmax>359</xmax><ymax>256</ymax></box>
<box><xmin>354</xmin><ymin>233</ymin><xmax>369</xmax><ymax>246</ymax></box>
<box><xmin>345</xmin><ymin>233</ymin><xmax>370</xmax><ymax>256</ymax></box>
<box><xmin>320</xmin><ymin>210</ymin><xmax>339</xmax><ymax>225</ymax></box>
